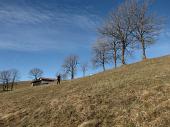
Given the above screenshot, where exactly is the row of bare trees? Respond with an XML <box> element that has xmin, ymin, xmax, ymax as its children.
<box><xmin>0</xmin><ymin>0</ymin><xmax>163</xmax><ymax>84</ymax></box>
<box><xmin>0</xmin><ymin>68</ymin><xmax>45</xmax><ymax>91</ymax></box>
<box><xmin>27</xmin><ymin>57</ymin><xmax>88</xmax><ymax>80</ymax></box>
<box><xmin>62</xmin><ymin>0</ymin><xmax>163</xmax><ymax>77</ymax></box>
<box><xmin>92</xmin><ymin>0</ymin><xmax>163</xmax><ymax>71</ymax></box>
<box><xmin>0</xmin><ymin>63</ymin><xmax>88</xmax><ymax>91</ymax></box>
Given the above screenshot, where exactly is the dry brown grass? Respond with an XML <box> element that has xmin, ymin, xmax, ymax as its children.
<box><xmin>0</xmin><ymin>81</ymin><xmax>31</xmax><ymax>93</ymax></box>
<box><xmin>0</xmin><ymin>55</ymin><xmax>170</xmax><ymax>127</ymax></box>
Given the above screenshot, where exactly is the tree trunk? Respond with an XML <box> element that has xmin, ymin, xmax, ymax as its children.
<box><xmin>121</xmin><ymin>42</ymin><xmax>126</xmax><ymax>65</ymax></box>
<box><xmin>11</xmin><ymin>81</ymin><xmax>14</xmax><ymax>91</ymax></box>
<box><xmin>35</xmin><ymin>76</ymin><xmax>37</xmax><ymax>80</ymax></box>
<box><xmin>11</xmin><ymin>83</ymin><xmax>13</xmax><ymax>91</ymax></box>
<box><xmin>102</xmin><ymin>54</ymin><xmax>105</xmax><ymax>71</ymax></box>
<box><xmin>71</xmin><ymin>71</ymin><xmax>74</xmax><ymax>79</ymax></box>
<box><xmin>102</xmin><ymin>63</ymin><xmax>105</xmax><ymax>71</ymax></box>
<box><xmin>113</xmin><ymin>42</ymin><xmax>117</xmax><ymax>68</ymax></box>
<box><xmin>7</xmin><ymin>83</ymin><xmax>8</xmax><ymax>91</ymax></box>
<box><xmin>141</xmin><ymin>39</ymin><xmax>147</xmax><ymax>60</ymax></box>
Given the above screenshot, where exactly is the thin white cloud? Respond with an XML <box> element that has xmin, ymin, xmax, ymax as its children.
<box><xmin>0</xmin><ymin>26</ymin><xmax>95</xmax><ymax>52</ymax></box>
<box><xmin>0</xmin><ymin>5</ymin><xmax>52</xmax><ymax>24</ymax></box>
<box><xmin>0</xmin><ymin>40</ymin><xmax>82</xmax><ymax>52</ymax></box>
<box><xmin>0</xmin><ymin>1</ymin><xmax>101</xmax><ymax>28</ymax></box>
<box><xmin>0</xmin><ymin>1</ymin><xmax>101</xmax><ymax>51</ymax></box>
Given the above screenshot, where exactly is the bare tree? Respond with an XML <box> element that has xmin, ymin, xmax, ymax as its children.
<box><xmin>92</xmin><ymin>39</ymin><xmax>111</xmax><ymax>71</ymax></box>
<box><xmin>106</xmin><ymin>37</ymin><xmax>121</xmax><ymax>68</ymax></box>
<box><xmin>29</xmin><ymin>68</ymin><xmax>43</xmax><ymax>80</ymax></box>
<box><xmin>131</xmin><ymin>0</ymin><xmax>163</xmax><ymax>59</ymax></box>
<box><xmin>62</xmin><ymin>55</ymin><xmax>79</xmax><ymax>79</ymax></box>
<box><xmin>0</xmin><ymin>70</ymin><xmax>11</xmax><ymax>91</ymax></box>
<box><xmin>10</xmin><ymin>69</ymin><xmax>19</xmax><ymax>91</ymax></box>
<box><xmin>99</xmin><ymin>0</ymin><xmax>135</xmax><ymax>65</ymax></box>
<box><xmin>80</xmin><ymin>63</ymin><xmax>88</xmax><ymax>77</ymax></box>
<box><xmin>0</xmin><ymin>69</ymin><xmax>20</xmax><ymax>91</ymax></box>
<box><xmin>99</xmin><ymin>0</ymin><xmax>163</xmax><ymax>63</ymax></box>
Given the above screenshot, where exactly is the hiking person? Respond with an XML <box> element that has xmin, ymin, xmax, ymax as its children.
<box><xmin>57</xmin><ymin>74</ymin><xmax>61</xmax><ymax>84</ymax></box>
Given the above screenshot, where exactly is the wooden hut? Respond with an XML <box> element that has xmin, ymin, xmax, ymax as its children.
<box><xmin>32</xmin><ymin>77</ymin><xmax>55</xmax><ymax>86</ymax></box>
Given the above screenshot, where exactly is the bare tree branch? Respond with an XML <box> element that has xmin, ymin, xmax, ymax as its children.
<box><xmin>92</xmin><ymin>38</ymin><xmax>111</xmax><ymax>71</ymax></box>
<box><xmin>0</xmin><ymin>69</ymin><xmax>19</xmax><ymax>91</ymax></box>
<box><xmin>80</xmin><ymin>63</ymin><xmax>88</xmax><ymax>77</ymax></box>
<box><xmin>29</xmin><ymin>68</ymin><xmax>43</xmax><ymax>80</ymax></box>
<box><xmin>131</xmin><ymin>0</ymin><xmax>163</xmax><ymax>59</ymax></box>
<box><xmin>62</xmin><ymin>55</ymin><xmax>79</xmax><ymax>79</ymax></box>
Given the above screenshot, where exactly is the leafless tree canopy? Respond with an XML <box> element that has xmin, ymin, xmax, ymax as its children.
<box><xmin>130</xmin><ymin>0</ymin><xmax>163</xmax><ymax>59</ymax></box>
<box><xmin>92</xmin><ymin>38</ymin><xmax>111</xmax><ymax>71</ymax></box>
<box><xmin>62</xmin><ymin>55</ymin><xmax>79</xmax><ymax>79</ymax></box>
<box><xmin>102</xmin><ymin>0</ymin><xmax>134</xmax><ymax>65</ymax></box>
<box><xmin>98</xmin><ymin>0</ymin><xmax>163</xmax><ymax>64</ymax></box>
<box><xmin>29</xmin><ymin>68</ymin><xmax>43</xmax><ymax>80</ymax></box>
<box><xmin>0</xmin><ymin>70</ymin><xmax>11</xmax><ymax>91</ymax></box>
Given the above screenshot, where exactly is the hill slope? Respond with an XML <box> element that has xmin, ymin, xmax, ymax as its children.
<box><xmin>0</xmin><ymin>56</ymin><xmax>170</xmax><ymax>127</ymax></box>
<box><xmin>0</xmin><ymin>81</ymin><xmax>31</xmax><ymax>93</ymax></box>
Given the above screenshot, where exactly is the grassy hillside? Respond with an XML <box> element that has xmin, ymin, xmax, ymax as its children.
<box><xmin>0</xmin><ymin>81</ymin><xmax>31</xmax><ymax>93</ymax></box>
<box><xmin>0</xmin><ymin>56</ymin><xmax>170</xmax><ymax>127</ymax></box>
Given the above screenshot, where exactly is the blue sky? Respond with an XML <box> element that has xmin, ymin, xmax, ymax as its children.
<box><xmin>0</xmin><ymin>0</ymin><xmax>170</xmax><ymax>80</ymax></box>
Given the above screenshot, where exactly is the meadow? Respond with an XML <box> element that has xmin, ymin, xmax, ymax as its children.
<box><xmin>0</xmin><ymin>55</ymin><xmax>170</xmax><ymax>127</ymax></box>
